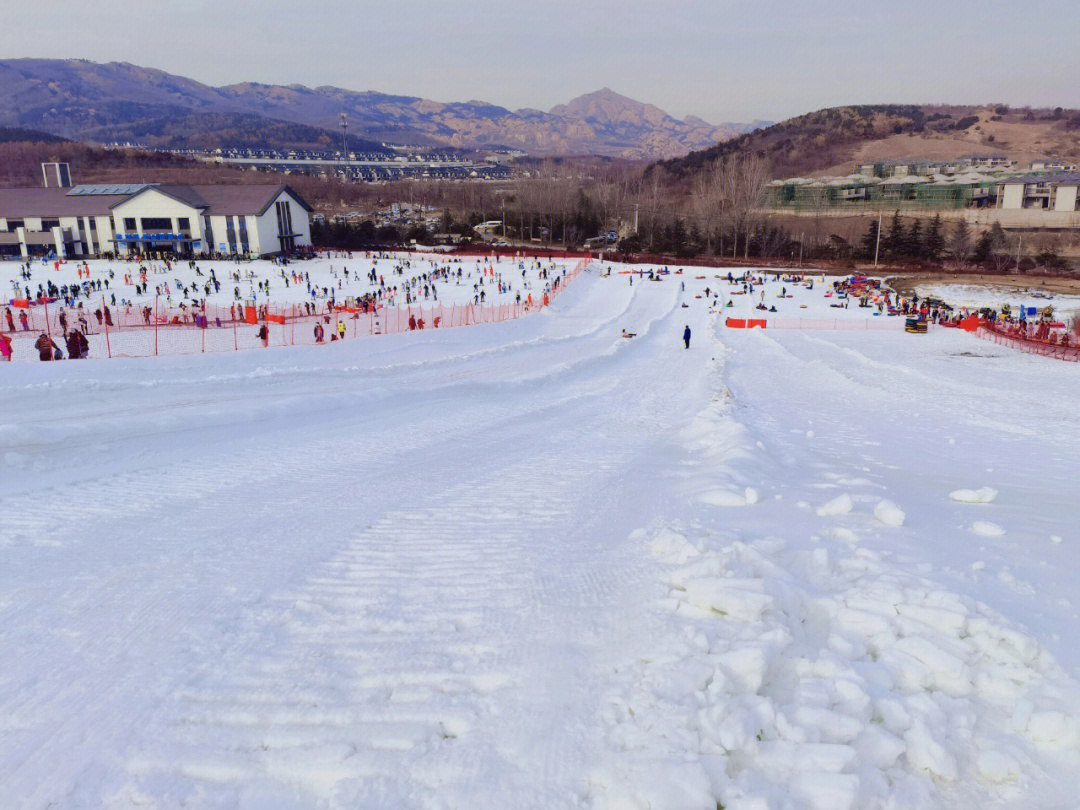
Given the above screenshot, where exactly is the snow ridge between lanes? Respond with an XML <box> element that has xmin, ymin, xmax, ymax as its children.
<box><xmin>589</xmin><ymin>333</ymin><xmax>1080</xmax><ymax>810</ymax></box>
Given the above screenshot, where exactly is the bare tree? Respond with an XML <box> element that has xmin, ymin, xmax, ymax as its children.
<box><xmin>990</xmin><ymin>233</ymin><xmax>1017</xmax><ymax>273</ymax></box>
<box><xmin>690</xmin><ymin>164</ymin><xmax>718</xmax><ymax>254</ymax></box>
<box><xmin>719</xmin><ymin>153</ymin><xmax>770</xmax><ymax>258</ymax></box>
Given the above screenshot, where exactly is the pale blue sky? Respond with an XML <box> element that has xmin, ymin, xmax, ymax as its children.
<box><xmin>12</xmin><ymin>0</ymin><xmax>1080</xmax><ymax>124</ymax></box>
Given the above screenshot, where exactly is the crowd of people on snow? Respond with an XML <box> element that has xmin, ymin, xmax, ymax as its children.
<box><xmin>2</xmin><ymin>252</ymin><xmax>576</xmax><ymax>360</ymax></box>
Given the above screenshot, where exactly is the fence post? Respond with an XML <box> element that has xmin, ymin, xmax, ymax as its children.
<box><xmin>102</xmin><ymin>296</ymin><xmax>112</xmax><ymax>358</ymax></box>
<box><xmin>201</xmin><ymin>300</ymin><xmax>207</xmax><ymax>353</ymax></box>
<box><xmin>43</xmin><ymin>297</ymin><xmax>51</xmax><ymax>342</ymax></box>
<box><xmin>154</xmin><ymin>295</ymin><xmax>159</xmax><ymax>357</ymax></box>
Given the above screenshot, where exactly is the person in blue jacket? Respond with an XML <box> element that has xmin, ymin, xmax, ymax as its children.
<box><xmin>683</xmin><ymin>325</ymin><xmax>691</xmax><ymax>349</ymax></box>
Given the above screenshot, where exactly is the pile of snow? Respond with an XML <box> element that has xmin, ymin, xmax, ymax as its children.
<box><xmin>605</xmin><ymin>518</ymin><xmax>1080</xmax><ymax>809</ymax></box>
<box><xmin>950</xmin><ymin>487</ymin><xmax>998</xmax><ymax>504</ymax></box>
<box><xmin>589</xmin><ymin>368</ymin><xmax>1080</xmax><ymax>810</ymax></box>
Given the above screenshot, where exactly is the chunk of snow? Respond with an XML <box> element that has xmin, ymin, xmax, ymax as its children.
<box><xmin>950</xmin><ymin>487</ymin><xmax>998</xmax><ymax>504</ymax></box>
<box><xmin>971</xmin><ymin>521</ymin><xmax>1005</xmax><ymax>537</ymax></box>
<box><xmin>831</xmin><ymin>527</ymin><xmax>860</xmax><ymax>543</ymax></box>
<box><xmin>816</xmin><ymin>493</ymin><xmax>854</xmax><ymax>517</ymax></box>
<box><xmin>649</xmin><ymin>528</ymin><xmax>700</xmax><ymax>564</ymax></box>
<box><xmin>855</xmin><ymin>725</ymin><xmax>906</xmax><ymax>770</ymax></box>
<box><xmin>715</xmin><ymin>647</ymin><xmax>767</xmax><ymax>693</ymax></box>
<box><xmin>699</xmin><ymin>487</ymin><xmax>758</xmax><ymax>507</ymax></box>
<box><xmin>788</xmin><ymin>772</ymin><xmax>859</xmax><ymax>810</ymax></box>
<box><xmin>789</xmin><ymin>706</ymin><xmax>864</xmax><ymax>743</ymax></box>
<box><xmin>904</xmin><ymin>720</ymin><xmax>958</xmax><ymax>781</ymax></box>
<box><xmin>681</xmin><ymin>577</ymin><xmax>773</xmax><ymax>622</ymax></box>
<box><xmin>894</xmin><ymin>635</ymin><xmax>972</xmax><ymax>696</ymax></box>
<box><xmin>1027</xmin><ymin>710</ymin><xmax>1077</xmax><ymax>745</ymax></box>
<box><xmin>976</xmin><ymin>749</ymin><xmax>1020</xmax><ymax>783</ymax></box>
<box><xmin>873</xmin><ymin>499</ymin><xmax>905</xmax><ymax>527</ymax></box>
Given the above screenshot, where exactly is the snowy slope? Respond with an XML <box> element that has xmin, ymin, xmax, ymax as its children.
<box><xmin>1</xmin><ymin>265</ymin><xmax>1078</xmax><ymax>809</ymax></box>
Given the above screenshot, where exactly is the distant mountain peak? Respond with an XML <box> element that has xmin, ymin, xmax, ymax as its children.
<box><xmin>0</xmin><ymin>58</ymin><xmax>764</xmax><ymax>159</ymax></box>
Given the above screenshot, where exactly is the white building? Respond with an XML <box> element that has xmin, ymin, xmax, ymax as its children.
<box><xmin>0</xmin><ymin>180</ymin><xmax>312</xmax><ymax>259</ymax></box>
<box><xmin>997</xmin><ymin>172</ymin><xmax>1080</xmax><ymax>211</ymax></box>
<box><xmin>1030</xmin><ymin>159</ymin><xmax>1078</xmax><ymax>172</ymax></box>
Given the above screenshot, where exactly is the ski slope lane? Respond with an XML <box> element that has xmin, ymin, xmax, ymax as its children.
<box><xmin>0</xmin><ymin>272</ymin><xmax>721</xmax><ymax>809</ymax></box>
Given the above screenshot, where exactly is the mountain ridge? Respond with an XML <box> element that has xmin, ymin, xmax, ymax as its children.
<box><xmin>0</xmin><ymin>59</ymin><xmax>767</xmax><ymax>157</ymax></box>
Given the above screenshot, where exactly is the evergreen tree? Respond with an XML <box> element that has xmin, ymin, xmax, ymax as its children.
<box><xmin>670</xmin><ymin>218</ymin><xmax>688</xmax><ymax>256</ymax></box>
<box><xmin>688</xmin><ymin>223</ymin><xmax>703</xmax><ymax>253</ymax></box>
<box><xmin>972</xmin><ymin>222</ymin><xmax>1008</xmax><ymax>265</ymax></box>
<box><xmin>882</xmin><ymin>211</ymin><xmax>905</xmax><ymax>258</ymax></box>
<box><xmin>860</xmin><ymin>218</ymin><xmax>880</xmax><ymax>260</ymax></box>
<box><xmin>906</xmin><ymin>219</ymin><xmax>923</xmax><ymax>260</ymax></box>
<box><xmin>924</xmin><ymin>214</ymin><xmax>944</xmax><ymax>261</ymax></box>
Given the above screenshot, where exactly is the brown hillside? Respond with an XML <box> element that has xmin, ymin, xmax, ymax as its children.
<box><xmin>656</xmin><ymin>104</ymin><xmax>1080</xmax><ymax>181</ymax></box>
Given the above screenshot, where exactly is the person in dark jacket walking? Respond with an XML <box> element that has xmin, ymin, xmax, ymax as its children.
<box><xmin>65</xmin><ymin>329</ymin><xmax>89</xmax><ymax>359</ymax></box>
<box><xmin>683</xmin><ymin>325</ymin><xmax>691</xmax><ymax>349</ymax></box>
<box><xmin>34</xmin><ymin>332</ymin><xmax>60</xmax><ymax>361</ymax></box>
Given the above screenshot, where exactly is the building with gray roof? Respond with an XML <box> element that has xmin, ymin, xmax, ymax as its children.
<box><xmin>0</xmin><ymin>168</ymin><xmax>313</xmax><ymax>259</ymax></box>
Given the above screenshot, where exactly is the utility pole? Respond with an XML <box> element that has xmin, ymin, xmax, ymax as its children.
<box><xmin>873</xmin><ymin>210</ymin><xmax>883</xmax><ymax>267</ymax></box>
<box><xmin>798</xmin><ymin>231</ymin><xmax>804</xmax><ymax>267</ymax></box>
<box><xmin>633</xmin><ymin>204</ymin><xmax>639</xmax><ymax>235</ymax></box>
<box><xmin>340</xmin><ymin>113</ymin><xmax>349</xmax><ymax>178</ymax></box>
<box><xmin>1016</xmin><ymin>233</ymin><xmax>1022</xmax><ymax>271</ymax></box>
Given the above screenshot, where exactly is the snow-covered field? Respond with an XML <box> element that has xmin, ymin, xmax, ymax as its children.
<box><xmin>2</xmin><ymin>263</ymin><xmax>1078</xmax><ymax>809</ymax></box>
<box><xmin>915</xmin><ymin>283</ymin><xmax>1080</xmax><ymax>319</ymax></box>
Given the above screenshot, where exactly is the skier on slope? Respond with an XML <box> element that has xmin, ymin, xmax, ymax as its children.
<box><xmin>683</xmin><ymin>325</ymin><xmax>691</xmax><ymax>350</ymax></box>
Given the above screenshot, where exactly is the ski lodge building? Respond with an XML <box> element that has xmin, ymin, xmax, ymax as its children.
<box><xmin>0</xmin><ymin>164</ymin><xmax>313</xmax><ymax>259</ymax></box>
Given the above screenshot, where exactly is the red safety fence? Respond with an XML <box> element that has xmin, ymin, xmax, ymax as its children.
<box><xmin>725</xmin><ymin>316</ymin><xmax>905</xmax><ymax>330</ymax></box>
<box><xmin>975</xmin><ymin>322</ymin><xmax>1080</xmax><ymax>362</ymax></box>
<box><xmin>2</xmin><ymin>258</ymin><xmax>590</xmax><ymax>361</ymax></box>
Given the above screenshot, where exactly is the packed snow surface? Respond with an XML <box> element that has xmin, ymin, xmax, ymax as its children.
<box><xmin>915</xmin><ymin>283</ymin><xmax>1080</xmax><ymax>319</ymax></box>
<box><xmin>2</xmin><ymin>262</ymin><xmax>1079</xmax><ymax>809</ymax></box>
